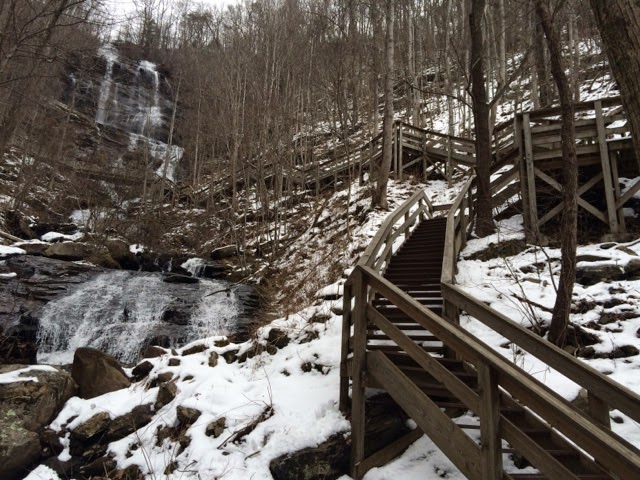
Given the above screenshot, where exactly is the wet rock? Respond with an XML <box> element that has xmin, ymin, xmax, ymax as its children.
<box><xmin>142</xmin><ymin>346</ymin><xmax>167</xmax><ymax>359</ymax></box>
<box><xmin>105</xmin><ymin>240</ymin><xmax>138</xmax><ymax>270</ymax></box>
<box><xmin>162</xmin><ymin>273</ymin><xmax>199</xmax><ymax>284</ymax></box>
<box><xmin>205</xmin><ymin>418</ymin><xmax>226</xmax><ymax>438</ymax></box>
<box><xmin>44</xmin><ymin>242</ymin><xmax>91</xmax><ymax>261</ymax></box>
<box><xmin>71</xmin><ymin>348</ymin><xmax>130</xmax><ymax>399</ymax></box>
<box><xmin>161</xmin><ymin>307</ymin><xmax>190</xmax><ymax>325</ymax></box>
<box><xmin>106</xmin><ymin>404</ymin><xmax>153</xmax><ymax>441</ymax></box>
<box><xmin>131</xmin><ymin>361</ymin><xmax>154</xmax><ymax>381</ymax></box>
<box><xmin>13</xmin><ymin>241</ymin><xmax>49</xmax><ymax>256</ymax></box>
<box><xmin>268</xmin><ymin>328</ymin><xmax>290</xmax><ymax>349</ymax></box>
<box><xmin>168</xmin><ymin>358</ymin><xmax>181</xmax><ymax>367</ymax></box>
<box><xmin>0</xmin><ymin>429</ymin><xmax>41</xmax><ymax>480</ymax></box>
<box><xmin>223</xmin><ymin>350</ymin><xmax>239</xmax><ymax>364</ymax></box>
<box><xmin>575</xmin><ymin>264</ymin><xmax>624</xmax><ymax>286</ymax></box>
<box><xmin>612</xmin><ymin>345</ymin><xmax>639</xmax><ymax>358</ymax></box>
<box><xmin>0</xmin><ymin>365</ymin><xmax>76</xmax><ymax>429</ymax></box>
<box><xmin>210</xmin><ymin>245</ymin><xmax>237</xmax><ymax>260</ymax></box>
<box><xmin>40</xmin><ymin>428</ymin><xmax>64</xmax><ymax>456</ymax></box>
<box><xmin>270</xmin><ymin>395</ymin><xmax>409</xmax><ymax>480</ymax></box>
<box><xmin>154</xmin><ymin>372</ymin><xmax>174</xmax><ymax>385</ymax></box>
<box><xmin>182</xmin><ymin>344</ymin><xmax>207</xmax><ymax>355</ymax></box>
<box><xmin>208</xmin><ymin>352</ymin><xmax>219</xmax><ymax>367</ymax></box>
<box><xmin>70</xmin><ymin>412</ymin><xmax>111</xmax><ymax>443</ymax></box>
<box><xmin>155</xmin><ymin>381</ymin><xmax>177</xmax><ymax>409</ymax></box>
<box><xmin>176</xmin><ymin>406</ymin><xmax>201</xmax><ymax>426</ymax></box>
<box><xmin>624</xmin><ymin>257</ymin><xmax>640</xmax><ymax>278</ymax></box>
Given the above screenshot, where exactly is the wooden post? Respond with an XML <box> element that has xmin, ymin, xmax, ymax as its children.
<box><xmin>478</xmin><ymin>362</ymin><xmax>502</xmax><ymax>480</ymax></box>
<box><xmin>595</xmin><ymin>101</ymin><xmax>620</xmax><ymax>235</ymax></box>
<box><xmin>399</xmin><ymin>125</ymin><xmax>404</xmax><ymax>181</ymax></box>
<box><xmin>422</xmin><ymin>131</ymin><xmax>428</xmax><ymax>182</ymax></box>
<box><xmin>350</xmin><ymin>268</ymin><xmax>368</xmax><ymax>479</ymax></box>
<box><xmin>611</xmin><ymin>154</ymin><xmax>626</xmax><ymax>232</ymax></box>
<box><xmin>447</xmin><ymin>136</ymin><xmax>453</xmax><ymax>185</ymax></box>
<box><xmin>588</xmin><ymin>391</ymin><xmax>611</xmax><ymax>430</ymax></box>
<box><xmin>339</xmin><ymin>282</ymin><xmax>352</xmax><ymax>415</ymax></box>
<box><xmin>460</xmin><ymin>197</ymin><xmax>468</xmax><ymax>250</ymax></box>
<box><xmin>523</xmin><ymin>113</ymin><xmax>541</xmax><ymax>243</ymax></box>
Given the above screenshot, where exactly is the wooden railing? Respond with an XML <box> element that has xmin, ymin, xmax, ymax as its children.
<box><xmin>341</xmin><ymin>165</ymin><xmax>640</xmax><ymax>479</ymax></box>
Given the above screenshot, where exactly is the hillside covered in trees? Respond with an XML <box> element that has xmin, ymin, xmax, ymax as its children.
<box><xmin>2</xmin><ymin>1</ymin><xmax>640</xmax><ymax>480</ymax></box>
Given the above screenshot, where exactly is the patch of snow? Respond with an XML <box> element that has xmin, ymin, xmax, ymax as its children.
<box><xmin>0</xmin><ymin>365</ymin><xmax>58</xmax><ymax>384</ymax></box>
<box><xmin>40</xmin><ymin>232</ymin><xmax>83</xmax><ymax>242</ymax></box>
<box><xmin>0</xmin><ymin>245</ymin><xmax>26</xmax><ymax>257</ymax></box>
<box><xmin>23</xmin><ymin>465</ymin><xmax>61</xmax><ymax>480</ymax></box>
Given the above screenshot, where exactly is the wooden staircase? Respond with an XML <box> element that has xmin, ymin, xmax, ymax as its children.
<box><xmin>340</xmin><ymin>182</ymin><xmax>640</xmax><ymax>479</ymax></box>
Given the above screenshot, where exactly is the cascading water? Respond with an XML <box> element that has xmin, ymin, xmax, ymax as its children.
<box><xmin>96</xmin><ymin>45</ymin><xmax>117</xmax><ymax>125</ymax></box>
<box><xmin>93</xmin><ymin>44</ymin><xmax>183</xmax><ymax>181</ymax></box>
<box><xmin>36</xmin><ymin>271</ymin><xmax>238</xmax><ymax>365</ymax></box>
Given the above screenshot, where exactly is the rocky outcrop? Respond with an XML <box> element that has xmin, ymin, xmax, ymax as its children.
<box><xmin>44</xmin><ymin>242</ymin><xmax>91</xmax><ymax>261</ymax></box>
<box><xmin>71</xmin><ymin>348</ymin><xmax>130</xmax><ymax>399</ymax></box>
<box><xmin>0</xmin><ymin>365</ymin><xmax>77</xmax><ymax>480</ymax></box>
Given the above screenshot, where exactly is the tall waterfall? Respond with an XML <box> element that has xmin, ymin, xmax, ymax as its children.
<box><xmin>94</xmin><ymin>44</ymin><xmax>183</xmax><ymax>182</ymax></box>
<box><xmin>36</xmin><ymin>272</ymin><xmax>238</xmax><ymax>365</ymax></box>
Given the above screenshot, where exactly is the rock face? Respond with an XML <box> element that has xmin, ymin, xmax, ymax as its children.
<box><xmin>0</xmin><ymin>365</ymin><xmax>77</xmax><ymax>480</ymax></box>
<box><xmin>44</xmin><ymin>242</ymin><xmax>91</xmax><ymax>261</ymax></box>
<box><xmin>71</xmin><ymin>348</ymin><xmax>130</xmax><ymax>399</ymax></box>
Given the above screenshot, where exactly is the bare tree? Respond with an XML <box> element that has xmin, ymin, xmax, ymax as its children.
<box><xmin>373</xmin><ymin>0</ymin><xmax>395</xmax><ymax>210</ymax></box>
<box><xmin>469</xmin><ymin>0</ymin><xmax>495</xmax><ymax>236</ymax></box>
<box><xmin>590</xmin><ymin>0</ymin><xmax>640</xmax><ymax>170</ymax></box>
<box><xmin>535</xmin><ymin>0</ymin><xmax>578</xmax><ymax>347</ymax></box>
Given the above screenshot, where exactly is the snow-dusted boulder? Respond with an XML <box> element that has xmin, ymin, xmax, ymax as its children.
<box><xmin>0</xmin><ymin>365</ymin><xmax>77</xmax><ymax>480</ymax></box>
<box><xmin>71</xmin><ymin>348</ymin><xmax>130</xmax><ymax>399</ymax></box>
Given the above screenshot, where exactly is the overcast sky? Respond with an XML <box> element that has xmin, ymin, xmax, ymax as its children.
<box><xmin>106</xmin><ymin>0</ymin><xmax>237</xmax><ymax>18</ymax></box>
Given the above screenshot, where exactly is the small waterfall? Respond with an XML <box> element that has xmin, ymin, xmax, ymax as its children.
<box><xmin>36</xmin><ymin>271</ymin><xmax>238</xmax><ymax>365</ymax></box>
<box><xmin>96</xmin><ymin>45</ymin><xmax>117</xmax><ymax>125</ymax></box>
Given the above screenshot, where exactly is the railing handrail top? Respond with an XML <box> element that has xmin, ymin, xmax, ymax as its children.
<box><xmin>518</xmin><ymin>95</ymin><xmax>623</xmax><ymax>120</ymax></box>
<box><xmin>359</xmin><ymin>264</ymin><xmax>640</xmax><ymax>471</ymax></box>
<box><xmin>357</xmin><ymin>189</ymin><xmax>430</xmax><ymax>270</ymax></box>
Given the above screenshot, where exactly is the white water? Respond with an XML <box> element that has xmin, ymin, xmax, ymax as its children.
<box><xmin>96</xmin><ymin>45</ymin><xmax>117</xmax><ymax>125</ymax></box>
<box><xmin>36</xmin><ymin>271</ymin><xmax>238</xmax><ymax>365</ymax></box>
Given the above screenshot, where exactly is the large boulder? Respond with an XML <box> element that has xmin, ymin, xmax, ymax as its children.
<box><xmin>44</xmin><ymin>242</ymin><xmax>91</xmax><ymax>261</ymax></box>
<box><xmin>71</xmin><ymin>348</ymin><xmax>130</xmax><ymax>399</ymax></box>
<box><xmin>0</xmin><ymin>365</ymin><xmax>77</xmax><ymax>480</ymax></box>
<box><xmin>210</xmin><ymin>245</ymin><xmax>237</xmax><ymax>260</ymax></box>
<box><xmin>105</xmin><ymin>240</ymin><xmax>139</xmax><ymax>270</ymax></box>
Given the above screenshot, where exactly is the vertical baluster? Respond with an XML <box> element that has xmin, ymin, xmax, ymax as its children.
<box><xmin>350</xmin><ymin>268</ymin><xmax>368</xmax><ymax>479</ymax></box>
<box><xmin>478</xmin><ymin>362</ymin><xmax>502</xmax><ymax>480</ymax></box>
<box><xmin>339</xmin><ymin>281</ymin><xmax>353</xmax><ymax>415</ymax></box>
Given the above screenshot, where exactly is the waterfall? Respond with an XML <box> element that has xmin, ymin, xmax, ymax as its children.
<box><xmin>36</xmin><ymin>271</ymin><xmax>238</xmax><ymax>365</ymax></box>
<box><xmin>96</xmin><ymin>45</ymin><xmax>117</xmax><ymax>125</ymax></box>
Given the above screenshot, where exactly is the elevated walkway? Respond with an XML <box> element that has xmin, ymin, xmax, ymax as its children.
<box><xmin>339</xmin><ymin>98</ymin><xmax>640</xmax><ymax>479</ymax></box>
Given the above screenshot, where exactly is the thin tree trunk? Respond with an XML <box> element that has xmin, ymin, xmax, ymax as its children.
<box><xmin>535</xmin><ymin>0</ymin><xmax>578</xmax><ymax>348</ymax></box>
<box><xmin>590</xmin><ymin>0</ymin><xmax>640</xmax><ymax>171</ymax></box>
<box><xmin>470</xmin><ymin>0</ymin><xmax>495</xmax><ymax>237</ymax></box>
<box><xmin>373</xmin><ymin>0</ymin><xmax>395</xmax><ymax>210</ymax></box>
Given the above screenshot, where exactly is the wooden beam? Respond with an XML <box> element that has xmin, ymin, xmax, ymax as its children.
<box><xmin>350</xmin><ymin>269</ymin><xmax>367</xmax><ymax>478</ymax></box>
<box><xmin>357</xmin><ymin>428</ymin><xmax>424</xmax><ymax>475</ymax></box>
<box><xmin>367</xmin><ymin>351</ymin><xmax>483</xmax><ymax>480</ymax></box>
<box><xmin>523</xmin><ymin>114</ymin><xmax>541</xmax><ymax>241</ymax></box>
<box><xmin>595</xmin><ymin>100</ymin><xmax>619</xmax><ymax>234</ymax></box>
<box><xmin>478</xmin><ymin>362</ymin><xmax>503</xmax><ymax>480</ymax></box>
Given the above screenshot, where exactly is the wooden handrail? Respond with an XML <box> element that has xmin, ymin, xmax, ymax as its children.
<box><xmin>441</xmin><ymin>283</ymin><xmax>640</xmax><ymax>425</ymax></box>
<box><xmin>360</xmin><ymin>264</ymin><xmax>640</xmax><ymax>480</ymax></box>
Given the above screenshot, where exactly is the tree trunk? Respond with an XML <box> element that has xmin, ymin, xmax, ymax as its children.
<box><xmin>373</xmin><ymin>0</ymin><xmax>395</xmax><ymax>210</ymax></box>
<box><xmin>590</xmin><ymin>0</ymin><xmax>640</xmax><ymax>170</ymax></box>
<box><xmin>535</xmin><ymin>0</ymin><xmax>578</xmax><ymax>348</ymax></box>
<box><xmin>469</xmin><ymin>0</ymin><xmax>495</xmax><ymax>237</ymax></box>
